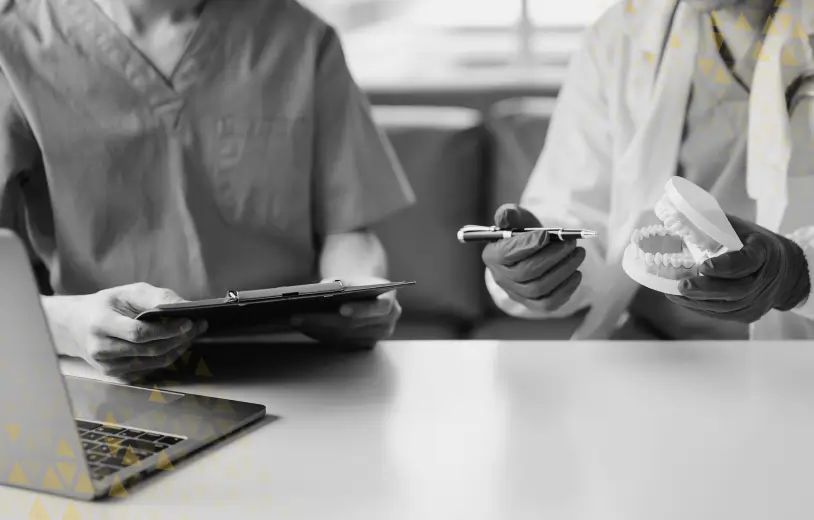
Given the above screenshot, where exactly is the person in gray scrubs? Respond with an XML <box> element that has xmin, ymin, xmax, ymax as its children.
<box><xmin>0</xmin><ymin>0</ymin><xmax>415</xmax><ymax>379</ymax></box>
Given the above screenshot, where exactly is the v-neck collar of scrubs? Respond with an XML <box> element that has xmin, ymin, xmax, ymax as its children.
<box><xmin>58</xmin><ymin>0</ymin><xmax>226</xmax><ymax>113</ymax></box>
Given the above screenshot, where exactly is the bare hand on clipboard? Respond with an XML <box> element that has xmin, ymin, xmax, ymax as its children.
<box><xmin>135</xmin><ymin>277</ymin><xmax>414</xmax><ymax>348</ymax></box>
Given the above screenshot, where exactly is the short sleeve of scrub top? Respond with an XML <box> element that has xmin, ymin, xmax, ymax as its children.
<box><xmin>311</xmin><ymin>26</ymin><xmax>415</xmax><ymax>236</ymax></box>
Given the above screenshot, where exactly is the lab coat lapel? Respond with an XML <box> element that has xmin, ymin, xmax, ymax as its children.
<box><xmin>747</xmin><ymin>0</ymin><xmax>814</xmax><ymax>232</ymax></box>
<box><xmin>573</xmin><ymin>1</ymin><xmax>701</xmax><ymax>340</ymax></box>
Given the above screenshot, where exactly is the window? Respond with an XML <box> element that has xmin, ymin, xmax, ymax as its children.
<box><xmin>300</xmin><ymin>0</ymin><xmax>618</xmax><ymax>87</ymax></box>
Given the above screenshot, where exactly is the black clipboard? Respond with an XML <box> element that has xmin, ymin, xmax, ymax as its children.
<box><xmin>136</xmin><ymin>280</ymin><xmax>416</xmax><ymax>334</ymax></box>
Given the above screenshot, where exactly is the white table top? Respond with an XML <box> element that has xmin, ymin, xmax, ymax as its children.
<box><xmin>4</xmin><ymin>340</ymin><xmax>814</xmax><ymax>520</ymax></box>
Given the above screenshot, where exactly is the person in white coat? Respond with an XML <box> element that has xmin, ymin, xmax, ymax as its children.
<box><xmin>483</xmin><ymin>0</ymin><xmax>814</xmax><ymax>340</ymax></box>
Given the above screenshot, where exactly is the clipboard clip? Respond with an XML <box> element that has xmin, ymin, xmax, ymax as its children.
<box><xmin>226</xmin><ymin>290</ymin><xmax>240</xmax><ymax>303</ymax></box>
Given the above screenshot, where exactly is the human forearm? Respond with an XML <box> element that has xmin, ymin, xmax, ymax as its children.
<box><xmin>319</xmin><ymin>230</ymin><xmax>388</xmax><ymax>281</ymax></box>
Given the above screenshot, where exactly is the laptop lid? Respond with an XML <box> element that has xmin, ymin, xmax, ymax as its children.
<box><xmin>0</xmin><ymin>230</ymin><xmax>97</xmax><ymax>499</ymax></box>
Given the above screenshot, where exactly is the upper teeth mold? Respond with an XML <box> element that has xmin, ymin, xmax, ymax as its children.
<box><xmin>622</xmin><ymin>177</ymin><xmax>744</xmax><ymax>295</ymax></box>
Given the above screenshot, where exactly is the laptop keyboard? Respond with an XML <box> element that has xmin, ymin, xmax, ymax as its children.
<box><xmin>75</xmin><ymin>419</ymin><xmax>185</xmax><ymax>481</ymax></box>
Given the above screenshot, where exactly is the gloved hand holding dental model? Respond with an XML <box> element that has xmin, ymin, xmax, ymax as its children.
<box><xmin>667</xmin><ymin>215</ymin><xmax>812</xmax><ymax>323</ymax></box>
<box><xmin>623</xmin><ymin>177</ymin><xmax>812</xmax><ymax>324</ymax></box>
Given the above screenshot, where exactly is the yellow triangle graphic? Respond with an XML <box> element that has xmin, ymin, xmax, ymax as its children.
<box><xmin>775</xmin><ymin>0</ymin><xmax>788</xmax><ymax>8</ymax></box>
<box><xmin>214</xmin><ymin>399</ymin><xmax>233</xmax><ymax>413</ymax></box>
<box><xmin>149</xmin><ymin>386</ymin><xmax>166</xmax><ymax>403</ymax></box>
<box><xmin>781</xmin><ymin>46</ymin><xmax>799</xmax><ymax>66</ymax></box>
<box><xmin>792</xmin><ymin>22</ymin><xmax>808</xmax><ymax>40</ymax></box>
<box><xmin>74</xmin><ymin>473</ymin><xmax>94</xmax><ymax>494</ymax></box>
<box><xmin>151</xmin><ymin>411</ymin><xmax>168</xmax><ymax>430</ymax></box>
<box><xmin>753</xmin><ymin>41</ymin><xmax>770</xmax><ymax>62</ymax></box>
<box><xmin>57</xmin><ymin>463</ymin><xmax>77</xmax><ymax>485</ymax></box>
<box><xmin>5</xmin><ymin>424</ymin><xmax>20</xmax><ymax>442</ymax></box>
<box><xmin>775</xmin><ymin>13</ymin><xmax>793</xmax><ymax>30</ymax></box>
<box><xmin>121</xmin><ymin>447</ymin><xmax>140</xmax><ymax>467</ymax></box>
<box><xmin>27</xmin><ymin>498</ymin><xmax>51</xmax><ymax>520</ymax></box>
<box><xmin>763</xmin><ymin>17</ymin><xmax>783</xmax><ymax>36</ymax></box>
<box><xmin>643</xmin><ymin>51</ymin><xmax>656</xmax><ymax>64</ymax></box>
<box><xmin>107</xmin><ymin>440</ymin><xmax>122</xmax><ymax>457</ymax></box>
<box><xmin>61</xmin><ymin>503</ymin><xmax>82</xmax><ymax>520</ymax></box>
<box><xmin>624</xmin><ymin>0</ymin><xmax>635</xmax><ymax>14</ymax></box>
<box><xmin>183</xmin><ymin>415</ymin><xmax>201</xmax><ymax>432</ymax></box>
<box><xmin>216</xmin><ymin>419</ymin><xmax>233</xmax><ymax>433</ymax></box>
<box><xmin>156</xmin><ymin>452</ymin><xmax>174</xmax><ymax>471</ymax></box>
<box><xmin>698</xmin><ymin>57</ymin><xmax>715</xmax><ymax>76</ymax></box>
<box><xmin>669</xmin><ymin>35</ymin><xmax>682</xmax><ymax>49</ymax></box>
<box><xmin>195</xmin><ymin>359</ymin><xmax>213</xmax><ymax>377</ymax></box>
<box><xmin>735</xmin><ymin>13</ymin><xmax>752</xmax><ymax>32</ymax></box>
<box><xmin>199</xmin><ymin>424</ymin><xmax>216</xmax><ymax>439</ymax></box>
<box><xmin>104</xmin><ymin>412</ymin><xmax>117</xmax><ymax>426</ymax></box>
<box><xmin>108</xmin><ymin>476</ymin><xmax>128</xmax><ymax>498</ymax></box>
<box><xmin>42</xmin><ymin>466</ymin><xmax>64</xmax><ymax>491</ymax></box>
<box><xmin>9</xmin><ymin>462</ymin><xmax>29</xmax><ymax>485</ymax></box>
<box><xmin>713</xmin><ymin>32</ymin><xmax>725</xmax><ymax>51</ymax></box>
<box><xmin>57</xmin><ymin>438</ymin><xmax>75</xmax><ymax>459</ymax></box>
<box><xmin>713</xmin><ymin>66</ymin><xmax>731</xmax><ymax>84</ymax></box>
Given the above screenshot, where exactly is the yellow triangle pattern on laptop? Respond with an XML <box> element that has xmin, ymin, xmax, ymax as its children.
<box><xmin>121</xmin><ymin>447</ymin><xmax>140</xmax><ymax>467</ymax></box>
<box><xmin>27</xmin><ymin>498</ymin><xmax>51</xmax><ymax>520</ymax></box>
<box><xmin>74</xmin><ymin>472</ymin><xmax>94</xmax><ymax>494</ymax></box>
<box><xmin>149</xmin><ymin>386</ymin><xmax>166</xmax><ymax>403</ymax></box>
<box><xmin>183</xmin><ymin>414</ymin><xmax>201</xmax><ymax>432</ymax></box>
<box><xmin>9</xmin><ymin>462</ymin><xmax>29</xmax><ymax>485</ymax></box>
<box><xmin>108</xmin><ymin>476</ymin><xmax>128</xmax><ymax>498</ymax></box>
<box><xmin>156</xmin><ymin>452</ymin><xmax>174</xmax><ymax>471</ymax></box>
<box><xmin>42</xmin><ymin>467</ymin><xmax>63</xmax><ymax>491</ymax></box>
<box><xmin>215</xmin><ymin>399</ymin><xmax>233</xmax><ymax>413</ymax></box>
<box><xmin>61</xmin><ymin>503</ymin><xmax>82</xmax><ymax>520</ymax></box>
<box><xmin>5</xmin><ymin>424</ymin><xmax>20</xmax><ymax>442</ymax></box>
<box><xmin>57</xmin><ymin>463</ymin><xmax>77</xmax><ymax>485</ymax></box>
<box><xmin>199</xmin><ymin>424</ymin><xmax>216</xmax><ymax>439</ymax></box>
<box><xmin>195</xmin><ymin>358</ymin><xmax>213</xmax><ymax>377</ymax></box>
<box><xmin>56</xmin><ymin>438</ymin><xmax>75</xmax><ymax>459</ymax></box>
<box><xmin>216</xmin><ymin>419</ymin><xmax>233</xmax><ymax>434</ymax></box>
<box><xmin>103</xmin><ymin>412</ymin><xmax>118</xmax><ymax>426</ymax></box>
<box><xmin>106</xmin><ymin>439</ymin><xmax>122</xmax><ymax>457</ymax></box>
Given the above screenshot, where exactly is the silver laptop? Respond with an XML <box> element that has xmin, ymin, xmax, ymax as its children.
<box><xmin>0</xmin><ymin>230</ymin><xmax>267</xmax><ymax>500</ymax></box>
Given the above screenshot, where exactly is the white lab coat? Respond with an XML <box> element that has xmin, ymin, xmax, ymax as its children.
<box><xmin>487</xmin><ymin>0</ymin><xmax>814</xmax><ymax>340</ymax></box>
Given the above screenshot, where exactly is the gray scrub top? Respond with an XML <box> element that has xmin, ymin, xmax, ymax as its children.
<box><xmin>0</xmin><ymin>0</ymin><xmax>415</xmax><ymax>300</ymax></box>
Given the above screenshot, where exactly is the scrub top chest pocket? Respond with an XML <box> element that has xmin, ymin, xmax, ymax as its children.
<box><xmin>207</xmin><ymin>115</ymin><xmax>311</xmax><ymax>234</ymax></box>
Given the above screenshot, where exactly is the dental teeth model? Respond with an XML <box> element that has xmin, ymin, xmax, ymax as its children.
<box><xmin>622</xmin><ymin>176</ymin><xmax>744</xmax><ymax>296</ymax></box>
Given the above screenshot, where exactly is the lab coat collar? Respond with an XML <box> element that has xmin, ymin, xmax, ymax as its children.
<box><xmin>623</xmin><ymin>0</ymin><xmax>681</xmax><ymax>57</ymax></box>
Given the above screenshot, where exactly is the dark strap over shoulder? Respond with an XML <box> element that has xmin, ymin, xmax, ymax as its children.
<box><xmin>788</xmin><ymin>72</ymin><xmax>814</xmax><ymax>113</ymax></box>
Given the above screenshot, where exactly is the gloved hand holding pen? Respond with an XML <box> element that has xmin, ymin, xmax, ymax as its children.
<box><xmin>667</xmin><ymin>215</ymin><xmax>811</xmax><ymax>323</ymax></box>
<box><xmin>482</xmin><ymin>204</ymin><xmax>587</xmax><ymax>312</ymax></box>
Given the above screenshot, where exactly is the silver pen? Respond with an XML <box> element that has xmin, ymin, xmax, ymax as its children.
<box><xmin>457</xmin><ymin>225</ymin><xmax>598</xmax><ymax>243</ymax></box>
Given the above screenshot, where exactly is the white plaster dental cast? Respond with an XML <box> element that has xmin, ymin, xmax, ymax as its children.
<box><xmin>622</xmin><ymin>176</ymin><xmax>743</xmax><ymax>295</ymax></box>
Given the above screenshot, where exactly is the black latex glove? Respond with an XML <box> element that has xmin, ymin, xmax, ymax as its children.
<box><xmin>482</xmin><ymin>204</ymin><xmax>586</xmax><ymax>313</ymax></box>
<box><xmin>666</xmin><ymin>215</ymin><xmax>811</xmax><ymax>323</ymax></box>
